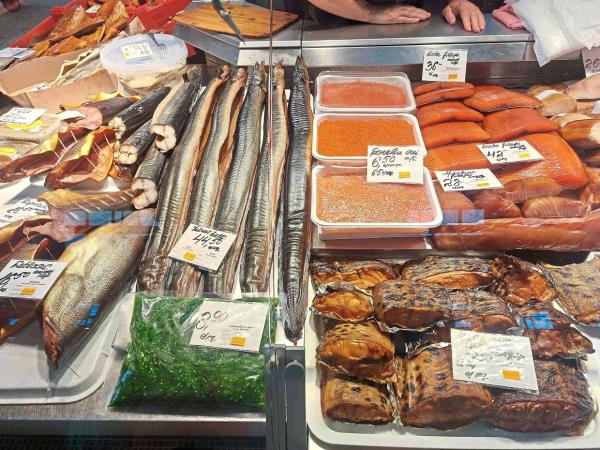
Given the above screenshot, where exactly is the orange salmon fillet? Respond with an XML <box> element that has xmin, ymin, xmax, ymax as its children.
<box><xmin>422</xmin><ymin>122</ymin><xmax>490</xmax><ymax>149</ymax></box>
<box><xmin>464</xmin><ymin>86</ymin><xmax>541</xmax><ymax>112</ymax></box>
<box><xmin>416</xmin><ymin>101</ymin><xmax>484</xmax><ymax>128</ymax></box>
<box><xmin>483</xmin><ymin>108</ymin><xmax>559</xmax><ymax>142</ymax></box>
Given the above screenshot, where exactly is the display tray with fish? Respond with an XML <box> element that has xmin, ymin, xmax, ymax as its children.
<box><xmin>312</xmin><ymin>281</ymin><xmax>373</xmax><ymax>323</ymax></box>
<box><xmin>311</xmin><ymin>260</ymin><xmax>396</xmax><ymax>290</ymax></box>
<box><xmin>492</xmin><ymin>255</ymin><xmax>556</xmax><ymax>306</ymax></box>
<box><xmin>395</xmin><ymin>347</ymin><xmax>493</xmax><ymax>430</ymax></box>
<box><xmin>400</xmin><ymin>256</ymin><xmax>495</xmax><ymax>289</ymax></box>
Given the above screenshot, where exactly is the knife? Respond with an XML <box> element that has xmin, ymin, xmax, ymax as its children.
<box><xmin>211</xmin><ymin>0</ymin><xmax>245</xmax><ymax>42</ymax></box>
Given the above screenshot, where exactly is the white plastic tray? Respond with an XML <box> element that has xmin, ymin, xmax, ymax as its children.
<box><xmin>306</xmin><ymin>312</ymin><xmax>600</xmax><ymax>449</ymax></box>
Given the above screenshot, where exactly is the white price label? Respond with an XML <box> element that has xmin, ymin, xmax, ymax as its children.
<box><xmin>169</xmin><ymin>224</ymin><xmax>237</xmax><ymax>272</ymax></box>
<box><xmin>582</xmin><ymin>47</ymin><xmax>600</xmax><ymax>78</ymax></box>
<box><xmin>592</xmin><ymin>100</ymin><xmax>600</xmax><ymax>115</ymax></box>
<box><xmin>435</xmin><ymin>168</ymin><xmax>503</xmax><ymax>192</ymax></box>
<box><xmin>367</xmin><ymin>145</ymin><xmax>425</xmax><ymax>184</ymax></box>
<box><xmin>189</xmin><ymin>300</ymin><xmax>269</xmax><ymax>353</ymax></box>
<box><xmin>86</xmin><ymin>4</ymin><xmax>101</xmax><ymax>13</ymax></box>
<box><xmin>57</xmin><ymin>110</ymin><xmax>86</xmax><ymax>121</ymax></box>
<box><xmin>0</xmin><ymin>47</ymin><xmax>34</xmax><ymax>59</ymax></box>
<box><xmin>477</xmin><ymin>140</ymin><xmax>544</xmax><ymax>165</ymax></box>
<box><xmin>0</xmin><ymin>260</ymin><xmax>67</xmax><ymax>300</ymax></box>
<box><xmin>451</xmin><ymin>329</ymin><xmax>538</xmax><ymax>392</ymax></box>
<box><xmin>121</xmin><ymin>43</ymin><xmax>154</xmax><ymax>60</ymax></box>
<box><xmin>0</xmin><ymin>107</ymin><xmax>45</xmax><ymax>126</ymax></box>
<box><xmin>422</xmin><ymin>49</ymin><xmax>468</xmax><ymax>82</ymax></box>
<box><xmin>0</xmin><ymin>198</ymin><xmax>48</xmax><ymax>223</ymax></box>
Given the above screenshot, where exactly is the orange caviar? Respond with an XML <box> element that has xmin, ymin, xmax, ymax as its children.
<box><xmin>320</xmin><ymin>80</ymin><xmax>409</xmax><ymax>109</ymax></box>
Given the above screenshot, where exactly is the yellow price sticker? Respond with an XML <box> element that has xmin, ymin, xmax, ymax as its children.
<box><xmin>502</xmin><ymin>369</ymin><xmax>521</xmax><ymax>381</ymax></box>
<box><xmin>20</xmin><ymin>287</ymin><xmax>36</xmax><ymax>296</ymax></box>
<box><xmin>230</xmin><ymin>336</ymin><xmax>246</xmax><ymax>347</ymax></box>
<box><xmin>6</xmin><ymin>120</ymin><xmax>44</xmax><ymax>131</ymax></box>
<box><xmin>476</xmin><ymin>182</ymin><xmax>490</xmax><ymax>188</ymax></box>
<box><xmin>518</xmin><ymin>153</ymin><xmax>530</xmax><ymax>158</ymax></box>
<box><xmin>183</xmin><ymin>251</ymin><xmax>196</xmax><ymax>261</ymax></box>
<box><xmin>398</xmin><ymin>171</ymin><xmax>411</xmax><ymax>179</ymax></box>
<box><xmin>448</xmin><ymin>73</ymin><xmax>458</xmax><ymax>80</ymax></box>
<box><xmin>0</xmin><ymin>146</ymin><xmax>16</xmax><ymax>157</ymax></box>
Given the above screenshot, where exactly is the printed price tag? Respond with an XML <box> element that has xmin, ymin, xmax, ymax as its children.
<box><xmin>0</xmin><ymin>47</ymin><xmax>34</xmax><ymax>59</ymax></box>
<box><xmin>477</xmin><ymin>140</ymin><xmax>544</xmax><ymax>165</ymax></box>
<box><xmin>582</xmin><ymin>47</ymin><xmax>600</xmax><ymax>78</ymax></box>
<box><xmin>451</xmin><ymin>329</ymin><xmax>538</xmax><ymax>392</ymax></box>
<box><xmin>189</xmin><ymin>300</ymin><xmax>269</xmax><ymax>353</ymax></box>
<box><xmin>367</xmin><ymin>145</ymin><xmax>425</xmax><ymax>184</ymax></box>
<box><xmin>169</xmin><ymin>224</ymin><xmax>237</xmax><ymax>272</ymax></box>
<box><xmin>121</xmin><ymin>43</ymin><xmax>154</xmax><ymax>60</ymax></box>
<box><xmin>86</xmin><ymin>4</ymin><xmax>101</xmax><ymax>13</ymax></box>
<box><xmin>435</xmin><ymin>169</ymin><xmax>503</xmax><ymax>192</ymax></box>
<box><xmin>0</xmin><ymin>107</ymin><xmax>45</xmax><ymax>126</ymax></box>
<box><xmin>422</xmin><ymin>49</ymin><xmax>468</xmax><ymax>82</ymax></box>
<box><xmin>0</xmin><ymin>198</ymin><xmax>48</xmax><ymax>223</ymax></box>
<box><xmin>0</xmin><ymin>260</ymin><xmax>67</xmax><ymax>300</ymax></box>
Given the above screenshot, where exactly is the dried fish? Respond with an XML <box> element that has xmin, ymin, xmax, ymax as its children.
<box><xmin>109</xmin><ymin>87</ymin><xmax>170</xmax><ymax>140</ymax></box>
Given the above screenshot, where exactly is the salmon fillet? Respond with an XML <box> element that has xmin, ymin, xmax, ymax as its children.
<box><xmin>416</xmin><ymin>101</ymin><xmax>484</xmax><ymax>127</ymax></box>
<box><xmin>471</xmin><ymin>190</ymin><xmax>521</xmax><ymax>219</ymax></box>
<box><xmin>580</xmin><ymin>167</ymin><xmax>600</xmax><ymax>210</ymax></box>
<box><xmin>413</xmin><ymin>81</ymin><xmax>474</xmax><ymax>95</ymax></box>
<box><xmin>414</xmin><ymin>82</ymin><xmax>475</xmax><ymax>106</ymax></box>
<box><xmin>425</xmin><ymin>143</ymin><xmax>492</xmax><ymax>171</ymax></box>
<box><xmin>521</xmin><ymin>196</ymin><xmax>588</xmax><ymax>218</ymax></box>
<box><xmin>422</xmin><ymin>122</ymin><xmax>490</xmax><ymax>149</ymax></box>
<box><xmin>434</xmin><ymin>181</ymin><xmax>481</xmax><ymax>223</ymax></box>
<box><xmin>463</xmin><ymin>85</ymin><xmax>541</xmax><ymax>112</ymax></box>
<box><xmin>483</xmin><ymin>108</ymin><xmax>559</xmax><ymax>142</ymax></box>
<box><xmin>497</xmin><ymin>177</ymin><xmax>563</xmax><ymax>203</ymax></box>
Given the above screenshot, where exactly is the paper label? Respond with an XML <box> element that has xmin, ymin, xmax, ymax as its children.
<box><xmin>0</xmin><ymin>47</ymin><xmax>34</xmax><ymax>59</ymax></box>
<box><xmin>367</xmin><ymin>145</ymin><xmax>425</xmax><ymax>184</ymax></box>
<box><xmin>0</xmin><ymin>146</ymin><xmax>16</xmax><ymax>158</ymax></box>
<box><xmin>0</xmin><ymin>198</ymin><xmax>48</xmax><ymax>223</ymax></box>
<box><xmin>0</xmin><ymin>260</ymin><xmax>67</xmax><ymax>300</ymax></box>
<box><xmin>536</xmin><ymin>89</ymin><xmax>560</xmax><ymax>101</ymax></box>
<box><xmin>582</xmin><ymin>47</ymin><xmax>600</xmax><ymax>78</ymax></box>
<box><xmin>189</xmin><ymin>300</ymin><xmax>269</xmax><ymax>353</ymax></box>
<box><xmin>592</xmin><ymin>100</ymin><xmax>600</xmax><ymax>115</ymax></box>
<box><xmin>168</xmin><ymin>224</ymin><xmax>237</xmax><ymax>272</ymax></box>
<box><xmin>0</xmin><ymin>107</ymin><xmax>45</xmax><ymax>126</ymax></box>
<box><xmin>86</xmin><ymin>4</ymin><xmax>100</xmax><ymax>13</ymax></box>
<box><xmin>451</xmin><ymin>329</ymin><xmax>538</xmax><ymax>392</ymax></box>
<box><xmin>422</xmin><ymin>49</ymin><xmax>468</xmax><ymax>82</ymax></box>
<box><xmin>435</xmin><ymin>169</ymin><xmax>503</xmax><ymax>192</ymax></box>
<box><xmin>121</xmin><ymin>43</ymin><xmax>154</xmax><ymax>60</ymax></box>
<box><xmin>477</xmin><ymin>141</ymin><xmax>544</xmax><ymax>165</ymax></box>
<box><xmin>57</xmin><ymin>110</ymin><xmax>86</xmax><ymax>121</ymax></box>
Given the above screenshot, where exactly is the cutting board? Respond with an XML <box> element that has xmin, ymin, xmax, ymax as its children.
<box><xmin>174</xmin><ymin>3</ymin><xmax>299</xmax><ymax>39</ymax></box>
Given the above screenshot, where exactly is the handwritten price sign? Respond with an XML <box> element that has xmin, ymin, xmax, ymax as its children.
<box><xmin>367</xmin><ymin>145</ymin><xmax>425</xmax><ymax>184</ymax></box>
<box><xmin>582</xmin><ymin>47</ymin><xmax>600</xmax><ymax>78</ymax></box>
<box><xmin>169</xmin><ymin>224</ymin><xmax>237</xmax><ymax>272</ymax></box>
<box><xmin>0</xmin><ymin>259</ymin><xmax>67</xmax><ymax>300</ymax></box>
<box><xmin>422</xmin><ymin>49</ymin><xmax>468</xmax><ymax>82</ymax></box>
<box><xmin>435</xmin><ymin>169</ymin><xmax>503</xmax><ymax>192</ymax></box>
<box><xmin>477</xmin><ymin>141</ymin><xmax>544</xmax><ymax>165</ymax></box>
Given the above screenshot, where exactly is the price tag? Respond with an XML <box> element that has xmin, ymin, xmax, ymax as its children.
<box><xmin>451</xmin><ymin>329</ymin><xmax>538</xmax><ymax>392</ymax></box>
<box><xmin>0</xmin><ymin>260</ymin><xmax>67</xmax><ymax>300</ymax></box>
<box><xmin>169</xmin><ymin>224</ymin><xmax>237</xmax><ymax>272</ymax></box>
<box><xmin>592</xmin><ymin>100</ymin><xmax>600</xmax><ymax>115</ymax></box>
<box><xmin>0</xmin><ymin>47</ymin><xmax>34</xmax><ymax>59</ymax></box>
<box><xmin>477</xmin><ymin>141</ymin><xmax>544</xmax><ymax>165</ymax></box>
<box><xmin>189</xmin><ymin>300</ymin><xmax>269</xmax><ymax>353</ymax></box>
<box><xmin>435</xmin><ymin>169</ymin><xmax>503</xmax><ymax>192</ymax></box>
<box><xmin>367</xmin><ymin>145</ymin><xmax>425</xmax><ymax>184</ymax></box>
<box><xmin>582</xmin><ymin>47</ymin><xmax>600</xmax><ymax>78</ymax></box>
<box><xmin>121</xmin><ymin>43</ymin><xmax>154</xmax><ymax>60</ymax></box>
<box><xmin>0</xmin><ymin>198</ymin><xmax>48</xmax><ymax>223</ymax></box>
<box><xmin>422</xmin><ymin>49</ymin><xmax>468</xmax><ymax>82</ymax></box>
<box><xmin>0</xmin><ymin>107</ymin><xmax>45</xmax><ymax>126</ymax></box>
<box><xmin>0</xmin><ymin>147</ymin><xmax>17</xmax><ymax>158</ymax></box>
<box><xmin>86</xmin><ymin>4</ymin><xmax>101</xmax><ymax>13</ymax></box>
<box><xmin>57</xmin><ymin>110</ymin><xmax>86</xmax><ymax>121</ymax></box>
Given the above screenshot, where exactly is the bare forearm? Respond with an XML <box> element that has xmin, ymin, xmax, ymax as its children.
<box><xmin>307</xmin><ymin>0</ymin><xmax>377</xmax><ymax>23</ymax></box>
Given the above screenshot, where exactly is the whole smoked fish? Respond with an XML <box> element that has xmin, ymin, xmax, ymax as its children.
<box><xmin>131</xmin><ymin>144</ymin><xmax>167</xmax><ymax>209</ymax></box>
<box><xmin>109</xmin><ymin>87</ymin><xmax>170</xmax><ymax>139</ymax></box>
<box><xmin>115</xmin><ymin>120</ymin><xmax>154</xmax><ymax>165</ymax></box>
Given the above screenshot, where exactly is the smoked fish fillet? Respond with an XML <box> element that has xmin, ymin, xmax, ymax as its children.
<box><xmin>471</xmin><ymin>190</ymin><xmax>521</xmax><ymax>219</ymax></box>
<box><xmin>521</xmin><ymin>196</ymin><xmax>588</xmax><ymax>218</ymax></box>
<box><xmin>434</xmin><ymin>181</ymin><xmax>480</xmax><ymax>223</ymax></box>
<box><xmin>416</xmin><ymin>101</ymin><xmax>484</xmax><ymax>127</ymax></box>
<box><xmin>422</xmin><ymin>122</ymin><xmax>490</xmax><ymax>149</ymax></box>
<box><xmin>425</xmin><ymin>143</ymin><xmax>492</xmax><ymax>171</ymax></box>
<box><xmin>463</xmin><ymin>85</ymin><xmax>541</xmax><ymax>112</ymax></box>
<box><xmin>483</xmin><ymin>107</ymin><xmax>559</xmax><ymax>142</ymax></box>
<box><xmin>413</xmin><ymin>82</ymin><xmax>475</xmax><ymax>106</ymax></box>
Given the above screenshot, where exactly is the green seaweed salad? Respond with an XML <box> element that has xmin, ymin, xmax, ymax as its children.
<box><xmin>109</xmin><ymin>294</ymin><xmax>278</xmax><ymax>410</ymax></box>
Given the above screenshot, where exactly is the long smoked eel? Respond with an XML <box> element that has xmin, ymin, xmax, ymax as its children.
<box><xmin>114</xmin><ymin>120</ymin><xmax>154</xmax><ymax>165</ymax></box>
<box><xmin>131</xmin><ymin>144</ymin><xmax>167</xmax><ymax>209</ymax></box>
<box><xmin>109</xmin><ymin>87</ymin><xmax>170</xmax><ymax>139</ymax></box>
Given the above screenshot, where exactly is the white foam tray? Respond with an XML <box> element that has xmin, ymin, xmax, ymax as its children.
<box><xmin>306</xmin><ymin>313</ymin><xmax>600</xmax><ymax>449</ymax></box>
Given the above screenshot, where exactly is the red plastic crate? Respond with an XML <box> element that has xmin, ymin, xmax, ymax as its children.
<box><xmin>10</xmin><ymin>16</ymin><xmax>57</xmax><ymax>48</ymax></box>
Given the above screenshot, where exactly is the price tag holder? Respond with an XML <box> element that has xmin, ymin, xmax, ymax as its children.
<box><xmin>435</xmin><ymin>168</ymin><xmax>503</xmax><ymax>192</ymax></box>
<box><xmin>367</xmin><ymin>145</ymin><xmax>425</xmax><ymax>184</ymax></box>
<box><xmin>0</xmin><ymin>260</ymin><xmax>67</xmax><ymax>300</ymax></box>
<box><xmin>422</xmin><ymin>49</ymin><xmax>468</xmax><ymax>82</ymax></box>
<box><xmin>169</xmin><ymin>224</ymin><xmax>237</xmax><ymax>272</ymax></box>
<box><xmin>0</xmin><ymin>47</ymin><xmax>34</xmax><ymax>59</ymax></box>
<box><xmin>189</xmin><ymin>300</ymin><xmax>269</xmax><ymax>353</ymax></box>
<box><xmin>582</xmin><ymin>47</ymin><xmax>600</xmax><ymax>78</ymax></box>
<box><xmin>0</xmin><ymin>107</ymin><xmax>45</xmax><ymax>126</ymax></box>
<box><xmin>0</xmin><ymin>198</ymin><xmax>48</xmax><ymax>223</ymax></box>
<box><xmin>451</xmin><ymin>329</ymin><xmax>538</xmax><ymax>392</ymax></box>
<box><xmin>477</xmin><ymin>141</ymin><xmax>544</xmax><ymax>165</ymax></box>
<box><xmin>121</xmin><ymin>43</ymin><xmax>154</xmax><ymax>60</ymax></box>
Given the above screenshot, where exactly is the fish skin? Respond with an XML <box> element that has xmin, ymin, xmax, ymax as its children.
<box><xmin>42</xmin><ymin>208</ymin><xmax>155</xmax><ymax>367</ymax></box>
<box><xmin>280</xmin><ymin>56</ymin><xmax>313</xmax><ymax>343</ymax></box>
<box><xmin>205</xmin><ymin>63</ymin><xmax>267</xmax><ymax>295</ymax></box>
<box><xmin>521</xmin><ymin>196</ymin><xmax>589</xmax><ymax>218</ymax></box>
<box><xmin>240</xmin><ymin>61</ymin><xmax>288</xmax><ymax>294</ymax></box>
<box><xmin>167</xmin><ymin>67</ymin><xmax>246</xmax><ymax>296</ymax></box>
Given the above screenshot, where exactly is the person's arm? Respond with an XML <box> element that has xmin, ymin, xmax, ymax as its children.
<box><xmin>307</xmin><ymin>0</ymin><xmax>430</xmax><ymax>24</ymax></box>
<box><xmin>442</xmin><ymin>0</ymin><xmax>486</xmax><ymax>32</ymax></box>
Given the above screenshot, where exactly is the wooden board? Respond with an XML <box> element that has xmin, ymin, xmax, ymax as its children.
<box><xmin>174</xmin><ymin>3</ymin><xmax>299</xmax><ymax>39</ymax></box>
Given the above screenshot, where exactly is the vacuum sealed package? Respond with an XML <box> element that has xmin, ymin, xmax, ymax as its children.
<box><xmin>109</xmin><ymin>294</ymin><xmax>278</xmax><ymax>410</ymax></box>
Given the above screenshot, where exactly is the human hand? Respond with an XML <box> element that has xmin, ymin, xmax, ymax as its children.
<box><xmin>443</xmin><ymin>0</ymin><xmax>486</xmax><ymax>33</ymax></box>
<box><xmin>369</xmin><ymin>5</ymin><xmax>431</xmax><ymax>24</ymax></box>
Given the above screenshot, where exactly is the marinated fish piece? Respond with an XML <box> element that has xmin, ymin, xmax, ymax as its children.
<box><xmin>43</xmin><ymin>208</ymin><xmax>154</xmax><ymax>367</ymax></box>
<box><xmin>487</xmin><ymin>359</ymin><xmax>596</xmax><ymax>434</ymax></box>
<box><xmin>401</xmin><ymin>256</ymin><xmax>495</xmax><ymax>289</ymax></box>
<box><xmin>434</xmin><ymin>181</ymin><xmax>479</xmax><ymax>223</ymax></box>
<box><xmin>463</xmin><ymin>85</ymin><xmax>541</xmax><ymax>112</ymax></box>
<box><xmin>313</xmin><ymin>282</ymin><xmax>373</xmax><ymax>322</ymax></box>
<box><xmin>416</xmin><ymin>101</ymin><xmax>484</xmax><ymax>128</ymax></box>
<box><xmin>527</xmin><ymin>85</ymin><xmax>577</xmax><ymax>117</ymax></box>
<box><xmin>497</xmin><ymin>177</ymin><xmax>563</xmax><ymax>203</ymax></box>
<box><xmin>396</xmin><ymin>348</ymin><xmax>493</xmax><ymax>430</ymax></box>
<box><xmin>205</xmin><ymin>63</ymin><xmax>267</xmax><ymax>295</ymax></box>
<box><xmin>280</xmin><ymin>56</ymin><xmax>313</xmax><ymax>343</ymax></box>
<box><xmin>542</xmin><ymin>257</ymin><xmax>600</xmax><ymax>325</ymax></box>
<box><xmin>567</xmin><ymin>73</ymin><xmax>600</xmax><ymax>100</ymax></box>
<box><xmin>413</xmin><ymin>82</ymin><xmax>475</xmax><ymax>106</ymax></box>
<box><xmin>311</xmin><ymin>260</ymin><xmax>396</xmax><ymax>290</ymax></box>
<box><xmin>131</xmin><ymin>144</ymin><xmax>166</xmax><ymax>209</ymax></box>
<box><xmin>115</xmin><ymin>120</ymin><xmax>153</xmax><ymax>165</ymax></box>
<box><xmin>109</xmin><ymin>87</ymin><xmax>170</xmax><ymax>139</ymax></box>
<box><xmin>151</xmin><ymin>68</ymin><xmax>203</xmax><ymax>152</ymax></box>
<box><xmin>422</xmin><ymin>122</ymin><xmax>490</xmax><ymax>149</ymax></box>
<box><xmin>321</xmin><ymin>370</ymin><xmax>393</xmax><ymax>424</ymax></box>
<box><xmin>471</xmin><ymin>190</ymin><xmax>522</xmax><ymax>219</ymax></box>
<box><xmin>492</xmin><ymin>255</ymin><xmax>556</xmax><ymax>306</ymax></box>
<box><xmin>483</xmin><ymin>108</ymin><xmax>559</xmax><ymax>142</ymax></box>
<box><xmin>521</xmin><ymin>196</ymin><xmax>588</xmax><ymax>218</ymax></box>
<box><xmin>241</xmin><ymin>61</ymin><xmax>289</xmax><ymax>294</ymax></box>
<box><xmin>67</xmin><ymin>97</ymin><xmax>137</xmax><ymax>130</ymax></box>
<box><xmin>559</xmin><ymin>118</ymin><xmax>600</xmax><ymax>150</ymax></box>
<box><xmin>0</xmin><ymin>216</ymin><xmax>51</xmax><ymax>261</ymax></box>
<box><xmin>580</xmin><ymin>167</ymin><xmax>600</xmax><ymax>211</ymax></box>
<box><xmin>316</xmin><ymin>321</ymin><xmax>395</xmax><ymax>382</ymax></box>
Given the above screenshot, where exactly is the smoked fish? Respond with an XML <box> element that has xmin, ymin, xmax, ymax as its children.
<box><xmin>416</xmin><ymin>101</ymin><xmax>484</xmax><ymax>128</ymax></box>
<box><xmin>401</xmin><ymin>256</ymin><xmax>495</xmax><ymax>289</ymax></box>
<box><xmin>115</xmin><ymin>120</ymin><xmax>154</xmax><ymax>165</ymax></box>
<box><xmin>421</xmin><ymin>122</ymin><xmax>490</xmax><ymax>149</ymax></box>
<box><xmin>483</xmin><ymin>107</ymin><xmax>558</xmax><ymax>142</ymax></box>
<box><xmin>470</xmin><ymin>189</ymin><xmax>521</xmax><ymax>219</ymax></box>
<box><xmin>521</xmin><ymin>196</ymin><xmax>588</xmax><ymax>218</ymax></box>
<box><xmin>463</xmin><ymin>85</ymin><xmax>541</xmax><ymax>112</ymax></box>
<box><xmin>109</xmin><ymin>87</ymin><xmax>170</xmax><ymax>139</ymax></box>
<box><xmin>131</xmin><ymin>144</ymin><xmax>167</xmax><ymax>209</ymax></box>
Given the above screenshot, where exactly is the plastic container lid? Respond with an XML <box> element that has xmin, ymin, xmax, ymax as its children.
<box><xmin>100</xmin><ymin>33</ymin><xmax>187</xmax><ymax>76</ymax></box>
